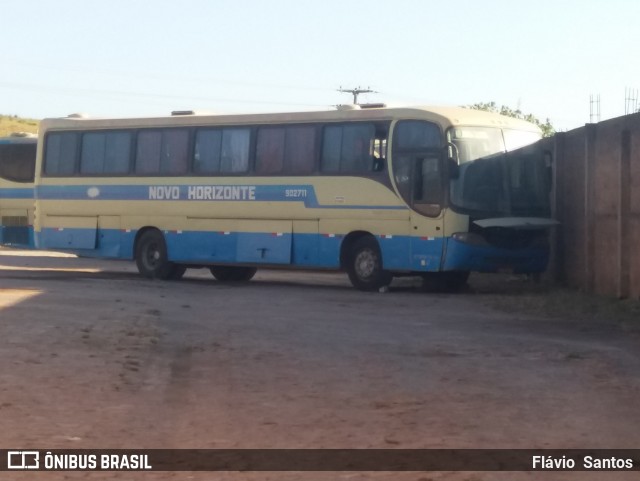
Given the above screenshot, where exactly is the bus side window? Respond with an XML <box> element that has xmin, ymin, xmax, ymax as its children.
<box><xmin>160</xmin><ymin>129</ymin><xmax>189</xmax><ymax>175</ymax></box>
<box><xmin>343</xmin><ymin>124</ymin><xmax>375</xmax><ymax>172</ymax></box>
<box><xmin>44</xmin><ymin>133</ymin><xmax>78</xmax><ymax>176</ymax></box>
<box><xmin>321</xmin><ymin>126</ymin><xmax>342</xmax><ymax>172</ymax></box>
<box><xmin>256</xmin><ymin>127</ymin><xmax>285</xmax><ymax>174</ymax></box>
<box><xmin>393</xmin><ymin>155</ymin><xmax>441</xmax><ymax>206</ymax></box>
<box><xmin>220</xmin><ymin>128</ymin><xmax>250</xmax><ymax>173</ymax></box>
<box><xmin>81</xmin><ymin>132</ymin><xmax>131</xmax><ymax>175</ymax></box>
<box><xmin>284</xmin><ymin>126</ymin><xmax>316</xmax><ymax>174</ymax></box>
<box><xmin>393</xmin><ymin>155</ymin><xmax>412</xmax><ymax>200</ymax></box>
<box><xmin>135</xmin><ymin>131</ymin><xmax>162</xmax><ymax>174</ymax></box>
<box><xmin>392</xmin><ymin>120</ymin><xmax>443</xmax><ymax>217</ymax></box>
<box><xmin>321</xmin><ymin>123</ymin><xmax>376</xmax><ymax>173</ymax></box>
<box><xmin>194</xmin><ymin>129</ymin><xmax>222</xmax><ymax>174</ymax></box>
<box><xmin>372</xmin><ymin>127</ymin><xmax>388</xmax><ymax>172</ymax></box>
<box><xmin>415</xmin><ymin>156</ymin><xmax>442</xmax><ymax>205</ymax></box>
<box><xmin>256</xmin><ymin>125</ymin><xmax>316</xmax><ymax>176</ymax></box>
<box><xmin>135</xmin><ymin>129</ymin><xmax>188</xmax><ymax>176</ymax></box>
<box><xmin>394</xmin><ymin>121</ymin><xmax>441</xmax><ymax>150</ymax></box>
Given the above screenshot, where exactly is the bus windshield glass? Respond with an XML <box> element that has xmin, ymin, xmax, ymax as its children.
<box><xmin>448</xmin><ymin>127</ymin><xmax>549</xmax><ymax>216</ymax></box>
<box><xmin>449</xmin><ymin>127</ymin><xmax>541</xmax><ymax>163</ymax></box>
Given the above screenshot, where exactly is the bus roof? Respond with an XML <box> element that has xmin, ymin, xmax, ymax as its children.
<box><xmin>40</xmin><ymin>105</ymin><xmax>542</xmax><ymax>133</ymax></box>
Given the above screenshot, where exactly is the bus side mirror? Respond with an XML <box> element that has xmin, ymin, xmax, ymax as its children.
<box><xmin>445</xmin><ymin>142</ymin><xmax>460</xmax><ymax>179</ymax></box>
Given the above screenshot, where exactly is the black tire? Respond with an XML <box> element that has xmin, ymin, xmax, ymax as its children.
<box><xmin>135</xmin><ymin>230</ymin><xmax>181</xmax><ymax>280</ymax></box>
<box><xmin>346</xmin><ymin>236</ymin><xmax>392</xmax><ymax>291</ymax></box>
<box><xmin>167</xmin><ymin>264</ymin><xmax>187</xmax><ymax>280</ymax></box>
<box><xmin>209</xmin><ymin>266</ymin><xmax>257</xmax><ymax>282</ymax></box>
<box><xmin>421</xmin><ymin>271</ymin><xmax>470</xmax><ymax>293</ymax></box>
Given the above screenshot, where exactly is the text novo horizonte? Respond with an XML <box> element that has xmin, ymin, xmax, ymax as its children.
<box><xmin>148</xmin><ymin>185</ymin><xmax>256</xmax><ymax>201</ymax></box>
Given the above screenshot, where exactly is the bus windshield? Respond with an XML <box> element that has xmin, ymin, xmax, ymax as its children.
<box><xmin>448</xmin><ymin>127</ymin><xmax>541</xmax><ymax>163</ymax></box>
<box><xmin>448</xmin><ymin>127</ymin><xmax>549</xmax><ymax>217</ymax></box>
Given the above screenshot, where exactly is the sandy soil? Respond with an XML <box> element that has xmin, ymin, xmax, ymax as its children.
<box><xmin>1</xmin><ymin>247</ymin><xmax>640</xmax><ymax>481</ymax></box>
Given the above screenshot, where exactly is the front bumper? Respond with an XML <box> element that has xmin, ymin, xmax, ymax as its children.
<box><xmin>442</xmin><ymin>236</ymin><xmax>549</xmax><ymax>274</ymax></box>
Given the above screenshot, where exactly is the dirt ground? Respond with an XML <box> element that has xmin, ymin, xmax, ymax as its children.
<box><xmin>1</xmin><ymin>246</ymin><xmax>640</xmax><ymax>481</ymax></box>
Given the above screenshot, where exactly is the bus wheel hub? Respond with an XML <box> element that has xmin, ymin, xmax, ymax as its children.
<box><xmin>356</xmin><ymin>250</ymin><xmax>375</xmax><ymax>278</ymax></box>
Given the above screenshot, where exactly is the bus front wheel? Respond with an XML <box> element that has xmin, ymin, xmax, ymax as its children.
<box><xmin>210</xmin><ymin>266</ymin><xmax>257</xmax><ymax>282</ymax></box>
<box><xmin>347</xmin><ymin>236</ymin><xmax>392</xmax><ymax>291</ymax></box>
<box><xmin>135</xmin><ymin>230</ymin><xmax>184</xmax><ymax>280</ymax></box>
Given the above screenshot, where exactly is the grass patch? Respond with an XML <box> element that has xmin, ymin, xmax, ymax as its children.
<box><xmin>0</xmin><ymin>115</ymin><xmax>39</xmax><ymax>137</ymax></box>
<box><xmin>468</xmin><ymin>273</ymin><xmax>640</xmax><ymax>330</ymax></box>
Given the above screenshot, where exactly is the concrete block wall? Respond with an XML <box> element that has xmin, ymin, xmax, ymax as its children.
<box><xmin>551</xmin><ymin>113</ymin><xmax>640</xmax><ymax>298</ymax></box>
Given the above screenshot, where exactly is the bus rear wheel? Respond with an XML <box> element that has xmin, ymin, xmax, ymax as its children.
<box><xmin>210</xmin><ymin>266</ymin><xmax>257</xmax><ymax>282</ymax></box>
<box><xmin>346</xmin><ymin>236</ymin><xmax>392</xmax><ymax>291</ymax></box>
<box><xmin>135</xmin><ymin>229</ymin><xmax>184</xmax><ymax>280</ymax></box>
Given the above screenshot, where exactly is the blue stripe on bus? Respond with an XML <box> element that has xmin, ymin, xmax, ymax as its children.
<box><xmin>0</xmin><ymin>187</ymin><xmax>35</xmax><ymax>199</ymax></box>
<box><xmin>35</xmin><ymin>228</ymin><xmax>549</xmax><ymax>274</ymax></box>
<box><xmin>37</xmin><ymin>227</ymin><xmax>443</xmax><ymax>271</ymax></box>
<box><xmin>35</xmin><ymin>184</ymin><xmax>407</xmax><ymax>210</ymax></box>
<box><xmin>35</xmin><ymin>228</ymin><xmax>366</xmax><ymax>267</ymax></box>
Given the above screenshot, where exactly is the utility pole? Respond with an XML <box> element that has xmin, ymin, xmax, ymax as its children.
<box><xmin>624</xmin><ymin>87</ymin><xmax>638</xmax><ymax>115</ymax></box>
<box><xmin>589</xmin><ymin>94</ymin><xmax>601</xmax><ymax>123</ymax></box>
<box><xmin>338</xmin><ymin>86</ymin><xmax>376</xmax><ymax>105</ymax></box>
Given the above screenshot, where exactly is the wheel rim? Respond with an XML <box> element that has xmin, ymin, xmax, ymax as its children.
<box><xmin>354</xmin><ymin>249</ymin><xmax>377</xmax><ymax>280</ymax></box>
<box><xmin>144</xmin><ymin>242</ymin><xmax>161</xmax><ymax>269</ymax></box>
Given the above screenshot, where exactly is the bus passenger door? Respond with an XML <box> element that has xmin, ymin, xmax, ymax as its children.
<box><xmin>393</xmin><ymin>152</ymin><xmax>445</xmax><ymax>271</ymax></box>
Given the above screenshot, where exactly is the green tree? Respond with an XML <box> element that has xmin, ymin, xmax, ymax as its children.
<box><xmin>466</xmin><ymin>102</ymin><xmax>555</xmax><ymax>137</ymax></box>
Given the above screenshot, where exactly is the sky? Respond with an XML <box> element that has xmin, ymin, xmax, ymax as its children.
<box><xmin>1</xmin><ymin>0</ymin><xmax>639</xmax><ymax>131</ymax></box>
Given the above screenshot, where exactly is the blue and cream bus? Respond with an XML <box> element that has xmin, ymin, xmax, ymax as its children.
<box><xmin>0</xmin><ymin>133</ymin><xmax>37</xmax><ymax>248</ymax></box>
<box><xmin>32</xmin><ymin>106</ymin><xmax>554</xmax><ymax>290</ymax></box>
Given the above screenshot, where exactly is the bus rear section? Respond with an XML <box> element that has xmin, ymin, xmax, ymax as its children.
<box><xmin>0</xmin><ymin>134</ymin><xmax>37</xmax><ymax>248</ymax></box>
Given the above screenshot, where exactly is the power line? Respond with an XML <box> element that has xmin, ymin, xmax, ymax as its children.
<box><xmin>0</xmin><ymin>80</ymin><xmax>331</xmax><ymax>109</ymax></box>
<box><xmin>0</xmin><ymin>57</ymin><xmax>333</xmax><ymax>94</ymax></box>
